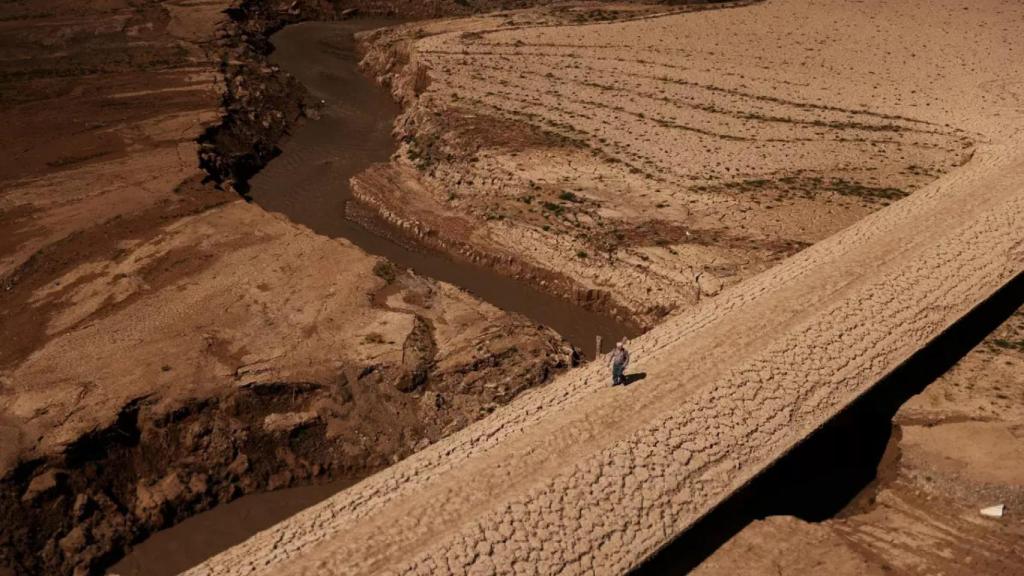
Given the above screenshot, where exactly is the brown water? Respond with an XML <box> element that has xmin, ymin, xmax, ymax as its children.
<box><xmin>111</xmin><ymin>20</ymin><xmax>638</xmax><ymax>575</ymax></box>
<box><xmin>250</xmin><ymin>20</ymin><xmax>640</xmax><ymax>354</ymax></box>
<box><xmin>109</xmin><ymin>478</ymin><xmax>353</xmax><ymax>576</ymax></box>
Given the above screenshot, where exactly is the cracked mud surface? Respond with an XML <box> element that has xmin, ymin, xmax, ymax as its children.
<box><xmin>191</xmin><ymin>154</ymin><xmax>1024</xmax><ymax>575</ymax></box>
<box><xmin>2</xmin><ymin>0</ymin><xmax>1023</xmax><ymax>574</ymax></box>
<box><xmin>192</xmin><ymin>0</ymin><xmax>1024</xmax><ymax>573</ymax></box>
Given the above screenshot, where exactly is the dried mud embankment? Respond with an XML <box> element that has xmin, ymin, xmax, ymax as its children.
<box><xmin>349</xmin><ymin>0</ymin><xmax>975</xmax><ymax>330</ymax></box>
<box><xmin>351</xmin><ymin>28</ymin><xmax>641</xmax><ymax>327</ymax></box>
<box><xmin>189</xmin><ymin>0</ymin><xmax>1024</xmax><ymax>572</ymax></box>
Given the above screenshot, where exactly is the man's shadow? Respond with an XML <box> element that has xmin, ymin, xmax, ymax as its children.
<box><xmin>620</xmin><ymin>372</ymin><xmax>647</xmax><ymax>387</ymax></box>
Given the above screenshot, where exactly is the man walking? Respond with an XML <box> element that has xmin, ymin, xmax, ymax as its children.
<box><xmin>608</xmin><ymin>339</ymin><xmax>630</xmax><ymax>386</ymax></box>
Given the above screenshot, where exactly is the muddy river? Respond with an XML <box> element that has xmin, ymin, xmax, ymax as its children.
<box><xmin>250</xmin><ymin>20</ymin><xmax>638</xmax><ymax>354</ymax></box>
<box><xmin>113</xmin><ymin>19</ymin><xmax>636</xmax><ymax>575</ymax></box>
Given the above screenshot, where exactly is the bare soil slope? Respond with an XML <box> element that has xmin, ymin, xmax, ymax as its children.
<box><xmin>695</xmin><ymin>304</ymin><xmax>1024</xmax><ymax>575</ymax></box>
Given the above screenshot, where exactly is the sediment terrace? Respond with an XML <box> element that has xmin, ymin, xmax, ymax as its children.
<box><xmin>192</xmin><ymin>141</ymin><xmax>1024</xmax><ymax>574</ymax></box>
<box><xmin>354</xmin><ymin>0</ymin><xmax>980</xmax><ymax>327</ymax></box>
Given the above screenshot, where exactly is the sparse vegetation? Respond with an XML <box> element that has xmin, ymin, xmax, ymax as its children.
<box><xmin>992</xmin><ymin>338</ymin><xmax>1024</xmax><ymax>352</ymax></box>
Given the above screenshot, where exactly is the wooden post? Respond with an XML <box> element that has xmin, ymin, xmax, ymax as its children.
<box><xmin>595</xmin><ymin>335</ymin><xmax>603</xmax><ymax>360</ymax></box>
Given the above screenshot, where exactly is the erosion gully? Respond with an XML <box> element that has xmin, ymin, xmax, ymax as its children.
<box><xmin>113</xmin><ymin>19</ymin><xmax>636</xmax><ymax>575</ymax></box>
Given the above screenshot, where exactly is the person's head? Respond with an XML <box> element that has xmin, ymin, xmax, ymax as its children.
<box><xmin>617</xmin><ymin>339</ymin><xmax>626</xmax><ymax>349</ymax></box>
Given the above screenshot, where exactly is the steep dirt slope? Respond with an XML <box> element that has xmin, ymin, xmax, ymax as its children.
<box><xmin>191</xmin><ymin>0</ymin><xmax>1024</xmax><ymax>573</ymax></box>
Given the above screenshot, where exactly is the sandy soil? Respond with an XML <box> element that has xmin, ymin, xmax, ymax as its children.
<box><xmin>190</xmin><ymin>0</ymin><xmax>1024</xmax><ymax>573</ymax></box>
<box><xmin>353</xmin><ymin>0</ymin><xmax>982</xmax><ymax>325</ymax></box>
<box><xmin>0</xmin><ymin>2</ymin><xmax>577</xmax><ymax>574</ymax></box>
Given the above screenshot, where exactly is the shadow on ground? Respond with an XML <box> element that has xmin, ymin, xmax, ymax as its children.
<box><xmin>631</xmin><ymin>271</ymin><xmax>1024</xmax><ymax>575</ymax></box>
<box><xmin>622</xmin><ymin>372</ymin><xmax>648</xmax><ymax>386</ymax></box>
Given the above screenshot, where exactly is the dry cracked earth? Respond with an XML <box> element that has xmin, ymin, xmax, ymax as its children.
<box><xmin>1</xmin><ymin>0</ymin><xmax>1023</xmax><ymax>575</ymax></box>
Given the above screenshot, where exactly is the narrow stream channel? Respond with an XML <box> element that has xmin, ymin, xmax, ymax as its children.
<box><xmin>112</xmin><ymin>19</ymin><xmax>638</xmax><ymax>575</ymax></box>
<box><xmin>250</xmin><ymin>20</ymin><xmax>639</xmax><ymax>355</ymax></box>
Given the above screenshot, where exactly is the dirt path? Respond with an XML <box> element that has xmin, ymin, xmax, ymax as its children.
<box><xmin>189</xmin><ymin>0</ymin><xmax>1024</xmax><ymax>572</ymax></box>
